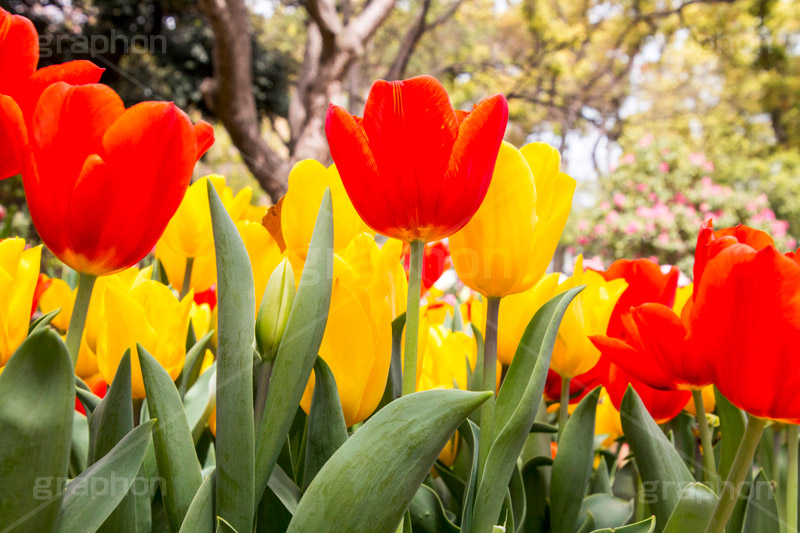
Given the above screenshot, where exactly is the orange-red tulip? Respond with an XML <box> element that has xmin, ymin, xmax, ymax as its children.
<box><xmin>18</xmin><ymin>82</ymin><xmax>213</xmax><ymax>275</ymax></box>
<box><xmin>325</xmin><ymin>75</ymin><xmax>508</xmax><ymax>242</ymax></box>
<box><xmin>604</xmin><ymin>358</ymin><xmax>691</xmax><ymax>423</ymax></box>
<box><xmin>0</xmin><ymin>7</ymin><xmax>103</xmax><ymax>179</ymax></box>
<box><xmin>688</xmin><ymin>242</ymin><xmax>800</xmax><ymax>420</ymax></box>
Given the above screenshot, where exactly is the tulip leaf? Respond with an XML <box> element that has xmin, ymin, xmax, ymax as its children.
<box><xmin>522</xmin><ymin>458</ymin><xmax>549</xmax><ymax>533</ymax></box>
<box><xmin>179</xmin><ymin>472</ymin><xmax>216</xmax><ymax>533</ymax></box>
<box><xmin>530</xmin><ymin>422</ymin><xmax>558</xmax><ymax>434</ymax></box>
<box><xmin>509</xmin><ymin>464</ymin><xmax>526</xmax><ymax>532</ymax></box>
<box><xmin>267</xmin><ymin>464</ymin><xmax>302</xmax><ymax>515</ymax></box>
<box><xmin>176</xmin><ymin>331</ymin><xmax>214</xmax><ymax>398</ymax></box>
<box><xmin>468</xmin><ymin>323</ymin><xmax>485</xmax><ymax>394</ymax></box>
<box><xmin>70</xmin><ymin>411</ymin><xmax>90</xmax><ymax>477</ymax></box>
<box><xmin>714</xmin><ymin>386</ymin><xmax>746</xmax><ymax>480</ymax></box>
<box><xmin>620</xmin><ymin>386</ymin><xmax>694</xmax><ymax>532</ymax></box>
<box><xmin>255</xmin><ymin>189</ymin><xmax>333</xmax><ymax>505</ymax></box>
<box><xmin>138</xmin><ymin>344</ymin><xmax>203</xmax><ymax>532</ymax></box>
<box><xmin>75</xmin><ymin>376</ymin><xmax>103</xmax><ymax>415</ymax></box>
<box><xmin>550</xmin><ymin>387</ymin><xmax>601</xmax><ymax>533</ymax></box>
<box><xmin>591</xmin><ymin>457</ymin><xmax>614</xmax><ymax>495</ymax></box>
<box><xmin>471</xmin><ymin>286</ymin><xmax>583</xmax><ymax>532</ymax></box>
<box><xmin>409</xmin><ymin>484</ymin><xmax>460</xmax><ymax>533</ymax></box>
<box><xmin>591</xmin><ymin>516</ymin><xmax>656</xmax><ymax>533</ymax></box>
<box><xmin>303</xmin><ymin>357</ymin><xmax>348</xmax><ymax>489</ymax></box>
<box><xmin>208</xmin><ymin>180</ymin><xmax>257</xmax><ymax>533</ymax></box>
<box><xmin>0</xmin><ymin>328</ymin><xmax>73</xmax><ymax>532</ymax></box>
<box><xmin>742</xmin><ymin>469</ymin><xmax>779</xmax><ymax>533</ymax></box>
<box><xmin>379</xmin><ymin>313</ymin><xmax>407</xmax><ymax>410</ymax></box>
<box><xmin>663</xmin><ymin>482</ymin><xmax>717</xmax><ymax>533</ymax></box>
<box><xmin>577</xmin><ymin>513</ymin><xmax>596</xmax><ymax>533</ymax></box>
<box><xmin>184</xmin><ymin>364</ymin><xmax>216</xmax><ymax>443</ymax></box>
<box><xmin>88</xmin><ymin>350</ymin><xmax>136</xmax><ymax>532</ymax></box>
<box><xmin>216</xmin><ymin>516</ymin><xmax>239</xmax><ymax>533</ymax></box>
<box><xmin>577</xmin><ymin>493</ymin><xmax>634</xmax><ymax>530</ymax></box>
<box><xmin>29</xmin><ymin>307</ymin><xmax>62</xmax><ymax>334</ymax></box>
<box><xmin>55</xmin><ymin>420</ymin><xmax>155</xmax><ymax>533</ymax></box>
<box><xmin>459</xmin><ymin>419</ymin><xmax>481</xmax><ymax>533</ymax></box>
<box><xmin>286</xmin><ymin>389</ymin><xmax>491</xmax><ymax>532</ymax></box>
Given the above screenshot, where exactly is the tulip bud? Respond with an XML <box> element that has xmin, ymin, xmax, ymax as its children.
<box><xmin>256</xmin><ymin>258</ymin><xmax>295</xmax><ymax>360</ymax></box>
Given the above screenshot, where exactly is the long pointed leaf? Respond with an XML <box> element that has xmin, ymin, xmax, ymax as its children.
<box><xmin>0</xmin><ymin>328</ymin><xmax>73</xmax><ymax>532</ymax></box>
<box><xmin>208</xmin><ymin>180</ymin><xmax>256</xmax><ymax>533</ymax></box>
<box><xmin>287</xmin><ymin>389</ymin><xmax>491</xmax><ymax>532</ymax></box>
<box><xmin>255</xmin><ymin>189</ymin><xmax>333</xmax><ymax>503</ymax></box>
<box><xmin>663</xmin><ymin>482</ymin><xmax>717</xmax><ymax>533</ymax></box>
<box><xmin>178</xmin><ymin>472</ymin><xmax>216</xmax><ymax>533</ymax></box>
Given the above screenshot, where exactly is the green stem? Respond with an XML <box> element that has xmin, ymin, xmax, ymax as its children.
<box><xmin>180</xmin><ymin>256</ymin><xmax>194</xmax><ymax>299</ymax></box>
<box><xmin>477</xmin><ymin>296</ymin><xmax>501</xmax><ymax>480</ymax></box>
<box><xmin>65</xmin><ymin>272</ymin><xmax>97</xmax><ymax>368</ymax></box>
<box><xmin>558</xmin><ymin>376</ymin><xmax>571</xmax><ymax>441</ymax></box>
<box><xmin>692</xmin><ymin>389</ymin><xmax>719</xmax><ymax>492</ymax></box>
<box><xmin>705</xmin><ymin>415</ymin><xmax>768</xmax><ymax>533</ymax></box>
<box><xmin>254</xmin><ymin>360</ymin><xmax>274</xmax><ymax>432</ymax></box>
<box><xmin>401</xmin><ymin>240</ymin><xmax>424</xmax><ymax>396</ymax></box>
<box><xmin>788</xmin><ymin>424</ymin><xmax>798</xmax><ymax>533</ymax></box>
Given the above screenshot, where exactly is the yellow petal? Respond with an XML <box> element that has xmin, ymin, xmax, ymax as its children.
<box><xmin>39</xmin><ymin>278</ymin><xmax>75</xmax><ymax>332</ymax></box>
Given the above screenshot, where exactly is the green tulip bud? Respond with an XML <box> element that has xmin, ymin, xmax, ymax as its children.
<box><xmin>256</xmin><ymin>258</ymin><xmax>295</xmax><ymax>360</ymax></box>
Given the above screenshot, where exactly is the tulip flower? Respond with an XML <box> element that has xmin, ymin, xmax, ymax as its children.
<box><xmin>157</xmin><ymin>175</ymin><xmax>253</xmax><ymax>295</ymax></box>
<box><xmin>598</xmin><ymin>258</ymin><xmax>679</xmax><ymax>339</ymax></box>
<box><xmin>326</xmin><ymin>75</ymin><xmax>508</xmax><ymax>397</ymax></box>
<box><xmin>96</xmin><ymin>279</ymin><xmax>193</xmax><ymax>399</ymax></box>
<box><xmin>0</xmin><ymin>7</ymin><xmax>102</xmax><ymax>179</ymax></box>
<box><xmin>300</xmin><ymin>235</ymin><xmax>392</xmax><ymax>426</ymax></box>
<box><xmin>451</xmin><ymin>141</ymin><xmax>576</xmax><ymax>298</ymax></box>
<box><xmin>595</xmin><ymin>388</ymin><xmax>624</xmax><ymax>447</ymax></box>
<box><xmin>15</xmin><ymin>82</ymin><xmax>212</xmax><ymax>365</ymax></box>
<box><xmin>0</xmin><ymin>239</ymin><xmax>41</xmax><ymax>367</ymax></box>
<box><xmin>603</xmin><ymin>359</ymin><xmax>691</xmax><ymax>423</ymax></box>
<box><xmin>403</xmin><ymin>241</ymin><xmax>451</xmax><ymax>293</ymax></box>
<box><xmin>281</xmin><ymin>160</ymin><xmax>370</xmax><ymax>265</ymax></box>
<box><xmin>256</xmin><ymin>259</ymin><xmax>295</xmax><ymax>361</ymax></box>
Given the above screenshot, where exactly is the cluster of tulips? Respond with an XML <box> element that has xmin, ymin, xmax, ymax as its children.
<box><xmin>2</xmin><ymin>6</ymin><xmax>800</xmax><ymax>533</ymax></box>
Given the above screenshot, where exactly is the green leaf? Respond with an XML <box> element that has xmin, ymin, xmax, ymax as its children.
<box><xmin>577</xmin><ymin>513</ymin><xmax>596</xmax><ymax>533</ymax></box>
<box><xmin>620</xmin><ymin>386</ymin><xmax>694</xmax><ymax>531</ymax></box>
<box><xmin>70</xmin><ymin>411</ymin><xmax>90</xmax><ymax>477</ymax></box>
<box><xmin>184</xmin><ymin>364</ymin><xmax>216</xmax><ymax>443</ymax></box>
<box><xmin>742</xmin><ymin>469</ymin><xmax>779</xmax><ymax>533</ymax></box>
<box><xmin>0</xmin><ymin>328</ymin><xmax>73</xmax><ymax>532</ymax></box>
<box><xmin>208</xmin><ymin>180</ymin><xmax>257</xmax><ymax>533</ymax></box>
<box><xmin>509</xmin><ymin>464</ymin><xmax>526</xmax><ymax>532</ymax></box>
<box><xmin>255</xmin><ymin>189</ymin><xmax>333</xmax><ymax>505</ymax></box>
<box><xmin>267</xmin><ymin>464</ymin><xmax>302</xmax><ymax>515</ymax></box>
<box><xmin>551</xmin><ymin>387</ymin><xmax>601</xmax><ymax>533</ymax></box>
<box><xmin>287</xmin><ymin>389</ymin><xmax>491</xmax><ymax>532</ymax></box>
<box><xmin>522</xmin><ymin>457</ymin><xmax>548</xmax><ymax>533</ymax></box>
<box><xmin>591</xmin><ymin>516</ymin><xmax>656</xmax><ymax>533</ymax></box>
<box><xmin>591</xmin><ymin>457</ymin><xmax>614</xmax><ymax>495</ymax></box>
<box><xmin>176</xmin><ymin>331</ymin><xmax>214</xmax><ymax>398</ymax></box>
<box><xmin>472</xmin><ymin>287</ymin><xmax>583</xmax><ymax>532</ymax></box>
<box><xmin>714</xmin><ymin>386</ymin><xmax>746</xmax><ymax>480</ymax></box>
<box><xmin>459</xmin><ymin>419</ymin><xmax>481</xmax><ymax>533</ymax></box>
<box><xmin>578</xmin><ymin>493</ymin><xmax>634</xmax><ymax>530</ymax></box>
<box><xmin>303</xmin><ymin>357</ymin><xmax>348</xmax><ymax>489</ymax></box>
<box><xmin>530</xmin><ymin>422</ymin><xmax>558</xmax><ymax>434</ymax></box>
<box><xmin>216</xmin><ymin>516</ymin><xmax>239</xmax><ymax>533</ymax></box>
<box><xmin>29</xmin><ymin>307</ymin><xmax>62</xmax><ymax>334</ymax></box>
<box><xmin>56</xmin><ymin>421</ymin><xmax>155</xmax><ymax>533</ymax></box>
<box><xmin>88</xmin><ymin>350</ymin><xmax>135</xmax><ymax>533</ymax></box>
<box><xmin>468</xmin><ymin>323</ymin><xmax>485</xmax><ymax>394</ymax></box>
<box><xmin>179</xmin><ymin>473</ymin><xmax>215</xmax><ymax>533</ymax></box>
<box><xmin>75</xmin><ymin>376</ymin><xmax>102</xmax><ymax>415</ymax></box>
<box><xmin>378</xmin><ymin>314</ymin><xmax>406</xmax><ymax>411</ymax></box>
<box><xmin>409</xmin><ymin>484</ymin><xmax>460</xmax><ymax>533</ymax></box>
<box><xmin>663</xmin><ymin>482</ymin><xmax>717</xmax><ymax>533</ymax></box>
<box><xmin>138</xmin><ymin>344</ymin><xmax>203</xmax><ymax>532</ymax></box>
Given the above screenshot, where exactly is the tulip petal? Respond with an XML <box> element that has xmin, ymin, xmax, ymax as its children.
<box><xmin>591</xmin><ymin>334</ymin><xmax>677</xmax><ymax>391</ymax></box>
<box><xmin>0</xmin><ymin>95</ymin><xmax>28</xmax><ymax>180</ymax></box>
<box><xmin>17</xmin><ymin>61</ymin><xmax>104</xmax><ymax>120</ymax></box>
<box><xmin>194</xmin><ymin>120</ymin><xmax>215</xmax><ymax>160</ymax></box>
<box><xmin>0</xmin><ymin>10</ymin><xmax>38</xmax><ymax>94</ymax></box>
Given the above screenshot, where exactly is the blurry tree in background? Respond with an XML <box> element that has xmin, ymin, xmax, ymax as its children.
<box><xmin>2</xmin><ymin>0</ymin><xmax>800</xmax><ymax>271</ymax></box>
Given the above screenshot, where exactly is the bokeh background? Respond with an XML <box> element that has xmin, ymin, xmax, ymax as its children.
<box><xmin>2</xmin><ymin>0</ymin><xmax>799</xmax><ymax>274</ymax></box>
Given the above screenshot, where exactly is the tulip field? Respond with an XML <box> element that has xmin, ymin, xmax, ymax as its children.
<box><xmin>3</xmin><ymin>5</ymin><xmax>800</xmax><ymax>533</ymax></box>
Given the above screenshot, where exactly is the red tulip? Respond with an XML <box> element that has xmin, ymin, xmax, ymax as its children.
<box><xmin>403</xmin><ymin>240</ymin><xmax>451</xmax><ymax>292</ymax></box>
<box><xmin>604</xmin><ymin>358</ymin><xmax>690</xmax><ymax>423</ymax></box>
<box><xmin>18</xmin><ymin>82</ymin><xmax>214</xmax><ymax>275</ymax></box>
<box><xmin>598</xmin><ymin>258</ymin><xmax>679</xmax><ymax>339</ymax></box>
<box><xmin>688</xmin><ymin>242</ymin><xmax>800</xmax><ymax>420</ymax></box>
<box><xmin>325</xmin><ymin>75</ymin><xmax>508</xmax><ymax>242</ymax></box>
<box><xmin>591</xmin><ymin>303</ymin><xmax>713</xmax><ymax>391</ymax></box>
<box><xmin>0</xmin><ymin>7</ymin><xmax>103</xmax><ymax>179</ymax></box>
<box><xmin>544</xmin><ymin>364</ymin><xmax>604</xmax><ymax>404</ymax></box>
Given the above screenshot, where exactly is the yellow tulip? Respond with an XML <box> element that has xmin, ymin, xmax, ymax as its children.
<box><xmin>496</xmin><ymin>274</ymin><xmax>561</xmax><ymax>366</ymax></box>
<box><xmin>450</xmin><ymin>141</ymin><xmax>576</xmax><ymax>298</ymax></box>
<box><xmin>156</xmin><ymin>175</ymin><xmax>257</xmax><ymax>293</ymax></box>
<box><xmin>551</xmin><ymin>255</ymin><xmax>628</xmax><ymax>379</ymax></box>
<box><xmin>300</xmin><ymin>235</ymin><xmax>392</xmax><ymax>427</ymax></box>
<box><xmin>0</xmin><ymin>239</ymin><xmax>41</xmax><ymax>366</ymax></box>
<box><xmin>191</xmin><ymin>302</ymin><xmax>213</xmax><ymax>338</ymax></box>
<box><xmin>595</xmin><ymin>388</ymin><xmax>623</xmax><ymax>447</ymax></box>
<box><xmin>281</xmin><ymin>160</ymin><xmax>371</xmax><ymax>263</ymax></box>
<box><xmin>684</xmin><ymin>385</ymin><xmax>716</xmax><ymax>416</ymax></box>
<box><xmin>38</xmin><ymin>277</ymin><xmax>74</xmax><ymax>332</ymax></box>
<box><xmin>97</xmin><ymin>279</ymin><xmax>193</xmax><ymax>399</ymax></box>
<box><xmin>674</xmin><ymin>283</ymin><xmax>693</xmax><ymax>315</ymax></box>
<box><xmin>238</xmin><ymin>220</ymin><xmax>283</xmax><ymax>312</ymax></box>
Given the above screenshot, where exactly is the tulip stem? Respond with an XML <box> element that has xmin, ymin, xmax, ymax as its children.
<box><xmin>180</xmin><ymin>257</ymin><xmax>194</xmax><ymax>299</ymax></box>
<box><xmin>65</xmin><ymin>272</ymin><xmax>97</xmax><ymax>368</ymax></box>
<box><xmin>558</xmin><ymin>377</ymin><xmax>571</xmax><ymax>440</ymax></box>
<box><xmin>692</xmin><ymin>389</ymin><xmax>718</xmax><ymax>492</ymax></box>
<box><xmin>704</xmin><ymin>415</ymin><xmax>767</xmax><ymax>533</ymax></box>
<box><xmin>788</xmin><ymin>424</ymin><xmax>798</xmax><ymax>533</ymax></box>
<box><xmin>477</xmin><ymin>296</ymin><xmax>501</xmax><ymax>480</ymax></box>
<box><xmin>401</xmin><ymin>240</ymin><xmax>425</xmax><ymax>396</ymax></box>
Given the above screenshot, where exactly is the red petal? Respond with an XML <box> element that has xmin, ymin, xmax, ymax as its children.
<box><xmin>194</xmin><ymin>120</ymin><xmax>215</xmax><ymax>160</ymax></box>
<box><xmin>591</xmin><ymin>332</ymin><xmax>677</xmax><ymax>391</ymax></box>
<box><xmin>605</xmin><ymin>362</ymin><xmax>690</xmax><ymax>423</ymax></box>
<box><xmin>18</xmin><ymin>61</ymin><xmax>104</xmax><ymax>120</ymax></box>
<box><xmin>0</xmin><ymin>95</ymin><xmax>28</xmax><ymax>180</ymax></box>
<box><xmin>0</xmin><ymin>9</ymin><xmax>38</xmax><ymax>94</ymax></box>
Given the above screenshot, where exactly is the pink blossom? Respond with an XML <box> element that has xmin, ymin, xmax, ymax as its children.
<box><xmin>745</xmin><ymin>202</ymin><xmax>757</xmax><ymax>213</ymax></box>
<box><xmin>638</xmin><ymin>134</ymin><xmax>655</xmax><ymax>148</ymax></box>
<box><xmin>673</xmin><ymin>193</ymin><xmax>687</xmax><ymax>205</ymax></box>
<box><xmin>613</xmin><ymin>193</ymin><xmax>627</xmax><ymax>208</ymax></box>
<box><xmin>636</xmin><ymin>183</ymin><xmax>648</xmax><ymax>192</ymax></box>
<box><xmin>648</xmin><ymin>193</ymin><xmax>657</xmax><ymax>202</ymax></box>
<box><xmin>702</xmin><ymin>161</ymin><xmax>714</xmax><ymax>172</ymax></box>
<box><xmin>583</xmin><ymin>256</ymin><xmax>606</xmax><ymax>271</ymax></box>
<box><xmin>606</xmin><ymin>211</ymin><xmax>620</xmax><ymax>224</ymax></box>
<box><xmin>621</xmin><ymin>153</ymin><xmax>636</xmax><ymax>165</ymax></box>
<box><xmin>688</xmin><ymin>152</ymin><xmax>706</xmax><ymax>165</ymax></box>
<box><xmin>577</xmin><ymin>220</ymin><xmax>590</xmax><ymax>232</ymax></box>
<box><xmin>625</xmin><ymin>221</ymin><xmax>640</xmax><ymax>234</ymax></box>
<box><xmin>699</xmin><ymin>202</ymin><xmax>710</xmax><ymax>212</ymax></box>
<box><xmin>635</xmin><ymin>206</ymin><xmax>649</xmax><ymax>218</ymax></box>
<box><xmin>578</xmin><ymin>236</ymin><xmax>590</xmax><ymax>245</ymax></box>
<box><xmin>0</xmin><ymin>204</ymin><xmax>5</xmax><ymax>222</ymax></box>
<box><xmin>771</xmin><ymin>220</ymin><xmax>789</xmax><ymax>238</ymax></box>
<box><xmin>600</xmin><ymin>201</ymin><xmax>610</xmax><ymax>210</ymax></box>
<box><xmin>788</xmin><ymin>239</ymin><xmax>797</xmax><ymax>250</ymax></box>
<box><xmin>593</xmin><ymin>224</ymin><xmax>607</xmax><ymax>236</ymax></box>
<box><xmin>657</xmin><ymin>232</ymin><xmax>670</xmax><ymax>245</ymax></box>
<box><xmin>700</xmin><ymin>176</ymin><xmax>713</xmax><ymax>188</ymax></box>
<box><xmin>659</xmin><ymin>161</ymin><xmax>670</xmax><ymax>173</ymax></box>
<box><xmin>645</xmin><ymin>222</ymin><xmax>656</xmax><ymax>233</ymax></box>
